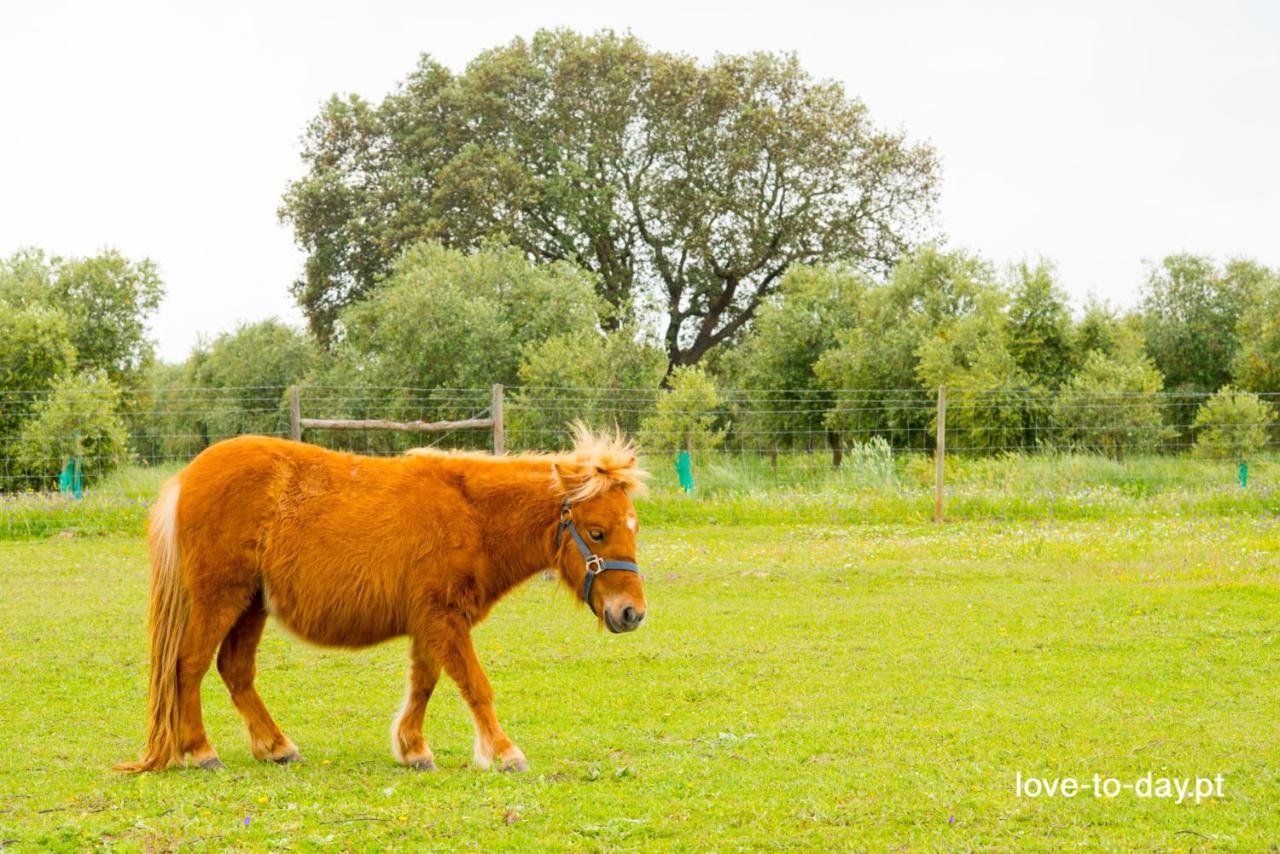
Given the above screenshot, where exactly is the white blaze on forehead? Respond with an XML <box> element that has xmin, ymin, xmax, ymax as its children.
<box><xmin>625</xmin><ymin>513</ymin><xmax>638</xmax><ymax>532</ymax></box>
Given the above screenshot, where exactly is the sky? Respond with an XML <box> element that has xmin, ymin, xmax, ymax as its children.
<box><xmin>2</xmin><ymin>1</ymin><xmax>1277</xmax><ymax>362</ymax></box>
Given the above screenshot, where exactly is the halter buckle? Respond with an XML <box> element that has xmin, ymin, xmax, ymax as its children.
<box><xmin>584</xmin><ymin>554</ymin><xmax>603</xmax><ymax>574</ymax></box>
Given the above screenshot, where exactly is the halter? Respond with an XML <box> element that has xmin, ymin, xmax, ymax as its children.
<box><xmin>554</xmin><ymin>499</ymin><xmax>641</xmax><ymax>615</ymax></box>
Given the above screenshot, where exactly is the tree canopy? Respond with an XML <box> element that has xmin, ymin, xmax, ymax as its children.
<box><xmin>815</xmin><ymin>247</ymin><xmax>1002</xmax><ymax>445</ymax></box>
<box><xmin>0</xmin><ymin>247</ymin><xmax>162</xmax><ymax>482</ymax></box>
<box><xmin>0</xmin><ymin>248</ymin><xmax>164</xmax><ymax>386</ymax></box>
<box><xmin>1140</xmin><ymin>254</ymin><xmax>1264</xmax><ymax>394</ymax></box>
<box><xmin>280</xmin><ymin>29</ymin><xmax>939</xmax><ymax>368</ymax></box>
<box><xmin>1231</xmin><ymin>268</ymin><xmax>1280</xmax><ymax>395</ymax></box>
<box><xmin>313</xmin><ymin>242</ymin><xmax>601</xmax><ymax>393</ymax></box>
<box><xmin>1005</xmin><ymin>260</ymin><xmax>1075</xmax><ymax>390</ymax></box>
<box><xmin>722</xmin><ymin>264</ymin><xmax>868</xmax><ymax>454</ymax></box>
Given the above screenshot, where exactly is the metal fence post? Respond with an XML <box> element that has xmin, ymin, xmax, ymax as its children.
<box><xmin>491</xmin><ymin>383</ymin><xmax>505</xmax><ymax>454</ymax></box>
<box><xmin>934</xmin><ymin>386</ymin><xmax>946</xmax><ymax>524</ymax></box>
<box><xmin>289</xmin><ymin>385</ymin><xmax>301</xmax><ymax>442</ymax></box>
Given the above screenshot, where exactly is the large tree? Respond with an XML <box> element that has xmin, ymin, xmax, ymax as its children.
<box><xmin>1139</xmin><ymin>254</ymin><xmax>1265</xmax><ymax>394</ymax></box>
<box><xmin>0</xmin><ymin>247</ymin><xmax>164</xmax><ymax>386</ymax></box>
<box><xmin>0</xmin><ymin>302</ymin><xmax>76</xmax><ymax>445</ymax></box>
<box><xmin>1005</xmin><ymin>260</ymin><xmax>1075</xmax><ymax>390</ymax></box>
<box><xmin>1230</xmin><ymin>263</ymin><xmax>1280</xmax><ymax>394</ymax></box>
<box><xmin>722</xmin><ymin>263</ymin><xmax>869</xmax><ymax>460</ymax></box>
<box><xmin>815</xmin><ymin>246</ymin><xmax>1003</xmax><ymax>448</ymax></box>
<box><xmin>280</xmin><ymin>29</ymin><xmax>939</xmax><ymax>366</ymax></box>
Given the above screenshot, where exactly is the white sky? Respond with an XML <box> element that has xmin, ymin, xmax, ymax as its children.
<box><xmin>2</xmin><ymin>1</ymin><xmax>1277</xmax><ymax>362</ymax></box>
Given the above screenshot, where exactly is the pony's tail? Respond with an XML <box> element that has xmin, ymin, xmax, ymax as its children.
<box><xmin>116</xmin><ymin>476</ymin><xmax>188</xmax><ymax>773</ymax></box>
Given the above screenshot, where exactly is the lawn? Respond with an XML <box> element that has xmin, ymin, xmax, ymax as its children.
<box><xmin>1</xmin><ymin>513</ymin><xmax>1278</xmax><ymax>850</ymax></box>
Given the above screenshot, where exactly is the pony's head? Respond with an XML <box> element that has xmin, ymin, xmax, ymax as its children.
<box><xmin>550</xmin><ymin>425</ymin><xmax>649</xmax><ymax>633</ymax></box>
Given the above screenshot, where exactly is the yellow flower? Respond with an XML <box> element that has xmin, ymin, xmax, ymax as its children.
<box><xmin>257</xmin><ymin>796</ymin><xmax>269</xmax><ymax>805</ymax></box>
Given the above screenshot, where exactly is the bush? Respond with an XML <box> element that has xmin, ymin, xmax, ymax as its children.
<box><xmin>0</xmin><ymin>302</ymin><xmax>77</xmax><ymax>443</ymax></box>
<box><xmin>1192</xmin><ymin>387</ymin><xmax>1274</xmax><ymax>460</ymax></box>
<box><xmin>511</xmin><ymin>328</ymin><xmax>666</xmax><ymax>449</ymax></box>
<box><xmin>640</xmin><ymin>366</ymin><xmax>725</xmax><ymax>454</ymax></box>
<box><xmin>722</xmin><ymin>264</ymin><xmax>868</xmax><ymax>450</ymax></box>
<box><xmin>1053</xmin><ymin>350</ymin><xmax>1174</xmax><ymax>460</ymax></box>
<box><xmin>914</xmin><ymin>308</ymin><xmax>1030</xmax><ymax>455</ymax></box>
<box><xmin>187</xmin><ymin>319</ymin><xmax>320</xmax><ymax>440</ymax></box>
<box><xmin>845</xmin><ymin>436</ymin><xmax>896</xmax><ymax>486</ymax></box>
<box><xmin>331</xmin><ymin>242</ymin><xmax>601</xmax><ymax>391</ymax></box>
<box><xmin>15</xmin><ymin>371</ymin><xmax>131</xmax><ymax>489</ymax></box>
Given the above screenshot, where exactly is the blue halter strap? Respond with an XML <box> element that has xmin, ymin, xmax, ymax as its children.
<box><xmin>554</xmin><ymin>499</ymin><xmax>641</xmax><ymax>615</ymax></box>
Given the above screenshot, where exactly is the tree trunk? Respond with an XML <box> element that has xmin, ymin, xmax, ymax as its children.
<box><xmin>827</xmin><ymin>429</ymin><xmax>843</xmax><ymax>469</ymax></box>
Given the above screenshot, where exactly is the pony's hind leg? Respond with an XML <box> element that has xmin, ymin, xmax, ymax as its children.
<box><xmin>175</xmin><ymin>595</ymin><xmax>250</xmax><ymax>769</ymax></box>
<box><xmin>217</xmin><ymin>593</ymin><xmax>300</xmax><ymax>763</ymax></box>
<box><xmin>392</xmin><ymin>639</ymin><xmax>441</xmax><ymax>770</ymax></box>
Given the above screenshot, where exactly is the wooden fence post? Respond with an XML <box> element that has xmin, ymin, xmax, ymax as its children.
<box><xmin>289</xmin><ymin>385</ymin><xmax>301</xmax><ymax>442</ymax></box>
<box><xmin>491</xmin><ymin>383</ymin><xmax>505</xmax><ymax>455</ymax></box>
<box><xmin>934</xmin><ymin>386</ymin><xmax>946</xmax><ymax>524</ymax></box>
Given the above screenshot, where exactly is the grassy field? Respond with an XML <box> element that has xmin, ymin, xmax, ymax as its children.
<box><xmin>1</xmin><ymin>510</ymin><xmax>1279</xmax><ymax>849</ymax></box>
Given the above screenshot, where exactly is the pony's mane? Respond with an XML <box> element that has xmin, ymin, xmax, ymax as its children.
<box><xmin>555</xmin><ymin>422</ymin><xmax>649</xmax><ymax>501</ymax></box>
<box><xmin>405</xmin><ymin>422</ymin><xmax>648</xmax><ymax>501</ymax></box>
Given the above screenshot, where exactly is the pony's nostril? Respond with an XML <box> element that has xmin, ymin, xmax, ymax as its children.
<box><xmin>622</xmin><ymin>606</ymin><xmax>643</xmax><ymax>628</ymax></box>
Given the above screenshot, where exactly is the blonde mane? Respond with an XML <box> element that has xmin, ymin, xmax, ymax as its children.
<box><xmin>405</xmin><ymin>422</ymin><xmax>648</xmax><ymax>501</ymax></box>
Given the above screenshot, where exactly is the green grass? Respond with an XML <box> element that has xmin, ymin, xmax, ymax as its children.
<box><xmin>1</xmin><ymin>513</ymin><xmax>1279</xmax><ymax>849</ymax></box>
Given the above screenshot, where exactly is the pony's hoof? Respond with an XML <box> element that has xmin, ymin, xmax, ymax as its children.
<box><xmin>196</xmin><ymin>757</ymin><xmax>226</xmax><ymax>771</ymax></box>
<box><xmin>499</xmin><ymin>758</ymin><xmax>528</xmax><ymax>773</ymax></box>
<box><xmin>274</xmin><ymin>750</ymin><xmax>303</xmax><ymax>765</ymax></box>
<box><xmin>410</xmin><ymin>759</ymin><xmax>437</xmax><ymax>772</ymax></box>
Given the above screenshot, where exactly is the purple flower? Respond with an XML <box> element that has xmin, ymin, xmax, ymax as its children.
<box><xmin>243</xmin><ymin>816</ymin><xmax>251</xmax><ymax>827</ymax></box>
<box><xmin>948</xmin><ymin>814</ymin><xmax>955</xmax><ymax>825</ymax></box>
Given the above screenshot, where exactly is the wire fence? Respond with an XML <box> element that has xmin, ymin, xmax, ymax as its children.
<box><xmin>1</xmin><ymin>384</ymin><xmax>1278</xmax><ymax>537</ymax></box>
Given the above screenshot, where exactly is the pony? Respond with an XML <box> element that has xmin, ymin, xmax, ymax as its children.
<box><xmin>116</xmin><ymin>426</ymin><xmax>648</xmax><ymax>773</ymax></box>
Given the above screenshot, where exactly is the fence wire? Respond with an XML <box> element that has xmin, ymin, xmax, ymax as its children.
<box><xmin>1</xmin><ymin>384</ymin><xmax>1278</xmax><ymax>537</ymax></box>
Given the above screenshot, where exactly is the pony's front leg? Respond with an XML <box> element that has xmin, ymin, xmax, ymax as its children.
<box><xmin>391</xmin><ymin>639</ymin><xmax>441</xmax><ymax>771</ymax></box>
<box><xmin>431</xmin><ymin>618</ymin><xmax>527</xmax><ymax>772</ymax></box>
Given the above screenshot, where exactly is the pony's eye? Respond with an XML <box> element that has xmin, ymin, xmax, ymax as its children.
<box><xmin>588</xmin><ymin>529</ymin><xmax>606</xmax><ymax>543</ymax></box>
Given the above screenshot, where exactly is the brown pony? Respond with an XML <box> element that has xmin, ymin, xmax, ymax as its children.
<box><xmin>117</xmin><ymin>426</ymin><xmax>648</xmax><ymax>773</ymax></box>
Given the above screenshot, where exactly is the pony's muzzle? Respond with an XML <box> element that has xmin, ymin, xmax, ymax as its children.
<box><xmin>605</xmin><ymin>604</ymin><xmax>645</xmax><ymax>633</ymax></box>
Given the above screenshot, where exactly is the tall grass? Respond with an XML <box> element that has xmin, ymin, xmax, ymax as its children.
<box><xmin>0</xmin><ymin>452</ymin><xmax>1275</xmax><ymax>540</ymax></box>
<box><xmin>0</xmin><ymin>462</ymin><xmax>182</xmax><ymax>539</ymax></box>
